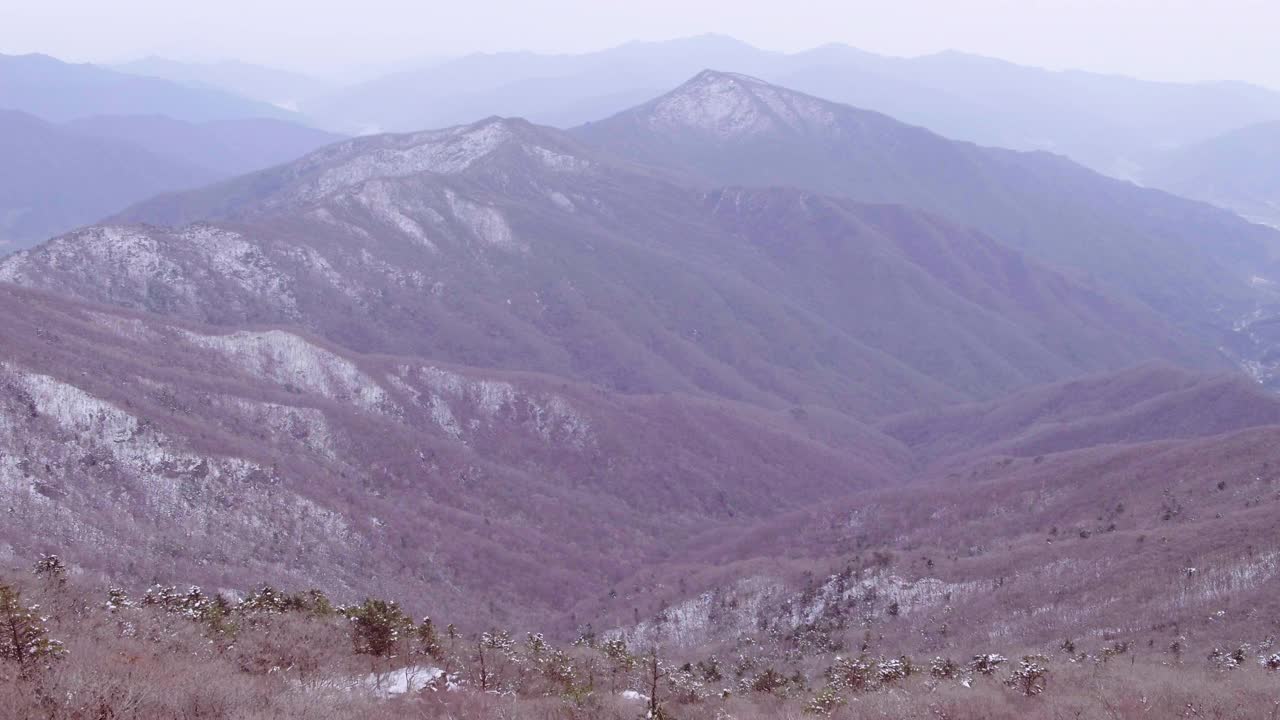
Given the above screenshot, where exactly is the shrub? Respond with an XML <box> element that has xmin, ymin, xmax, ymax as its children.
<box><xmin>1005</xmin><ymin>655</ymin><xmax>1049</xmax><ymax>696</ymax></box>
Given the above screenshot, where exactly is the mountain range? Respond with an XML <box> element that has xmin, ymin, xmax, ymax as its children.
<box><xmin>571</xmin><ymin>71</ymin><xmax>1280</xmax><ymax>386</ymax></box>
<box><xmin>0</xmin><ymin>114</ymin><xmax>1215</xmax><ymax>415</ymax></box>
<box><xmin>0</xmin><ymin>52</ymin><xmax>299</xmax><ymax>123</ymax></box>
<box><xmin>4</xmin><ymin>61</ymin><xmax>1280</xmax><ymax>655</ymax></box>
<box><xmin>0</xmin><ymin>110</ymin><xmax>213</xmax><ymax>249</ymax></box>
<box><xmin>304</xmin><ymin>35</ymin><xmax>1280</xmax><ymax>179</ymax></box>
<box><xmin>112</xmin><ymin>56</ymin><xmax>333</xmax><ymax>110</ymax></box>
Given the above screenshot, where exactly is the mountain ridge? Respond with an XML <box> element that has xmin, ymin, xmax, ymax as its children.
<box><xmin>0</xmin><ymin>114</ymin><xmax>1217</xmax><ymax>419</ymax></box>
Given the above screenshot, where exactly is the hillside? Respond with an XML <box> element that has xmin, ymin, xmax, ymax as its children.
<box><xmin>0</xmin><ymin>283</ymin><xmax>914</xmax><ymax>624</ymax></box>
<box><xmin>880</xmin><ymin>363</ymin><xmax>1280</xmax><ymax>464</ymax></box>
<box><xmin>580</xmin><ymin>372</ymin><xmax>1280</xmax><ymax>655</ymax></box>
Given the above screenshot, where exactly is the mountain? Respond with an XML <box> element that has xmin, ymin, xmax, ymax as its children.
<box><xmin>1140</xmin><ymin>120</ymin><xmax>1280</xmax><ymax>228</ymax></box>
<box><xmin>64</xmin><ymin>115</ymin><xmax>345</xmax><ymax>177</ymax></box>
<box><xmin>571</xmin><ymin>71</ymin><xmax>1280</xmax><ymax>386</ymax></box>
<box><xmin>0</xmin><ymin>110</ymin><xmax>215</xmax><ymax>250</ymax></box>
<box><xmin>0</xmin><ymin>283</ymin><xmax>909</xmax><ymax>624</ymax></box>
<box><xmin>113</xmin><ymin>56</ymin><xmax>331</xmax><ymax>110</ymax></box>
<box><xmin>306</xmin><ymin>35</ymin><xmax>1280</xmax><ymax>176</ymax></box>
<box><xmin>305</xmin><ymin>34</ymin><xmax>774</xmax><ymax>134</ymax></box>
<box><xmin>776</xmin><ymin>47</ymin><xmax>1280</xmax><ymax>177</ymax></box>
<box><xmin>0</xmin><ymin>117</ymin><xmax>1215</xmax><ymax>419</ymax></box>
<box><xmin>0</xmin><ymin>111</ymin><xmax>343</xmax><ymax>250</ymax></box>
<box><xmin>0</xmin><ymin>52</ymin><xmax>302</xmax><ymax>123</ymax></box>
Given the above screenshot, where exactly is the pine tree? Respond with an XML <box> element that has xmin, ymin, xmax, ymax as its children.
<box><xmin>346</xmin><ymin>598</ymin><xmax>412</xmax><ymax>660</ymax></box>
<box><xmin>31</xmin><ymin>555</ymin><xmax>67</xmax><ymax>586</ymax></box>
<box><xmin>0</xmin><ymin>584</ymin><xmax>66</xmax><ymax>676</ymax></box>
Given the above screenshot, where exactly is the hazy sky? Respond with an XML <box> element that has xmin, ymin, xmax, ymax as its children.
<box><xmin>2</xmin><ymin>0</ymin><xmax>1278</xmax><ymax>88</ymax></box>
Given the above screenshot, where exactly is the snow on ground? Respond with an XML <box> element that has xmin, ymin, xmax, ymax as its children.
<box><xmin>362</xmin><ymin>666</ymin><xmax>445</xmax><ymax>697</ymax></box>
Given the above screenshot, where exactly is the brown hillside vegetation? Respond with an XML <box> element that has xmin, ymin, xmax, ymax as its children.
<box><xmin>4</xmin><ymin>558</ymin><xmax>1280</xmax><ymax>720</ymax></box>
<box><xmin>586</xmin><ymin>422</ymin><xmax>1280</xmax><ymax>656</ymax></box>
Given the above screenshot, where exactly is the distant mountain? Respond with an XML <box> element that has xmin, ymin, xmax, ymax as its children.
<box><xmin>0</xmin><ymin>52</ymin><xmax>302</xmax><ymax>123</ymax></box>
<box><xmin>571</xmin><ymin>71</ymin><xmax>1280</xmax><ymax>386</ymax></box>
<box><xmin>1140</xmin><ymin>120</ymin><xmax>1280</xmax><ymax>228</ymax></box>
<box><xmin>65</xmin><ymin>115</ymin><xmax>345</xmax><ymax>177</ymax></box>
<box><xmin>0</xmin><ymin>117</ymin><xmax>1209</xmax><ymax>419</ymax></box>
<box><xmin>306</xmin><ymin>35</ymin><xmax>1280</xmax><ymax>175</ymax></box>
<box><xmin>776</xmin><ymin>47</ymin><xmax>1280</xmax><ymax>176</ymax></box>
<box><xmin>0</xmin><ymin>111</ymin><xmax>342</xmax><ymax>250</ymax></box>
<box><xmin>0</xmin><ymin>109</ymin><xmax>214</xmax><ymax>249</ymax></box>
<box><xmin>305</xmin><ymin>34</ymin><xmax>773</xmax><ymax>134</ymax></box>
<box><xmin>113</xmin><ymin>56</ymin><xmax>332</xmax><ymax>110</ymax></box>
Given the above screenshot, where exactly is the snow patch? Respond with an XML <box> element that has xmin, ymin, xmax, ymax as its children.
<box><xmin>182</xmin><ymin>329</ymin><xmax>394</xmax><ymax>414</ymax></box>
<box><xmin>297</xmin><ymin>120</ymin><xmax>514</xmax><ymax>201</ymax></box>
<box><xmin>355</xmin><ymin>182</ymin><xmax>438</xmax><ymax>251</ymax></box>
<box><xmin>444</xmin><ymin>190</ymin><xmax>524</xmax><ymax>251</ymax></box>
<box><xmin>651</xmin><ymin>72</ymin><xmax>837</xmax><ymax>139</ymax></box>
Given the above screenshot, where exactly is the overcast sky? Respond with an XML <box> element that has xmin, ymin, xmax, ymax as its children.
<box><xmin>2</xmin><ymin>0</ymin><xmax>1277</xmax><ymax>88</ymax></box>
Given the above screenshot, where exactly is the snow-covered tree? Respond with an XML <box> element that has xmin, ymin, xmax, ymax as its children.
<box><xmin>969</xmin><ymin>653</ymin><xmax>1007</xmax><ymax>676</ymax></box>
<box><xmin>31</xmin><ymin>555</ymin><xmax>67</xmax><ymax>586</ymax></box>
<box><xmin>1005</xmin><ymin>655</ymin><xmax>1049</xmax><ymax>696</ymax></box>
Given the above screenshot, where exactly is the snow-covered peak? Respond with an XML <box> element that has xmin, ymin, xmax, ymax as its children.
<box><xmin>293</xmin><ymin>117</ymin><xmax>591</xmax><ymax>203</ymax></box>
<box><xmin>648</xmin><ymin>70</ymin><xmax>839</xmax><ymax>139</ymax></box>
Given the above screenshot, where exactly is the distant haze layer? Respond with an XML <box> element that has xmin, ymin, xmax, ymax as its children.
<box><xmin>3</xmin><ymin>0</ymin><xmax>1280</xmax><ymax>90</ymax></box>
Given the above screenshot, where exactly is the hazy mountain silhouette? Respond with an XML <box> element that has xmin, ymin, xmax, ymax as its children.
<box><xmin>0</xmin><ymin>110</ymin><xmax>343</xmax><ymax>249</ymax></box>
<box><xmin>308</xmin><ymin>35</ymin><xmax>1280</xmax><ymax>177</ymax></box>
<box><xmin>0</xmin><ymin>52</ymin><xmax>302</xmax><ymax>123</ymax></box>
<box><xmin>114</xmin><ymin>56</ymin><xmax>333</xmax><ymax>109</ymax></box>
<box><xmin>65</xmin><ymin>114</ymin><xmax>344</xmax><ymax>177</ymax></box>
<box><xmin>1140</xmin><ymin>120</ymin><xmax>1280</xmax><ymax>228</ymax></box>
<box><xmin>0</xmin><ymin>109</ymin><xmax>214</xmax><ymax>249</ymax></box>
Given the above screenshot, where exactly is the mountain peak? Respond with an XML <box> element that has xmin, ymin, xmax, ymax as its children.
<box><xmin>645</xmin><ymin>70</ymin><xmax>838</xmax><ymax>139</ymax></box>
<box><xmin>283</xmin><ymin>116</ymin><xmax>591</xmax><ymax>203</ymax></box>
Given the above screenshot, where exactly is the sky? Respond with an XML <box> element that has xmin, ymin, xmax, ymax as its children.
<box><xmin>2</xmin><ymin>0</ymin><xmax>1278</xmax><ymax>88</ymax></box>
